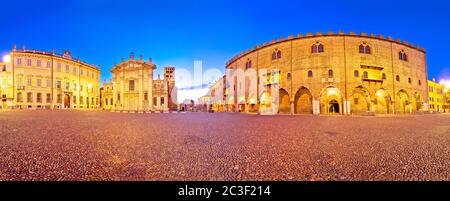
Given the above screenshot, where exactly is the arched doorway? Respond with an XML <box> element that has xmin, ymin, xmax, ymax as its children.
<box><xmin>294</xmin><ymin>87</ymin><xmax>313</xmax><ymax>114</ymax></box>
<box><xmin>374</xmin><ymin>89</ymin><xmax>392</xmax><ymax>114</ymax></box>
<box><xmin>329</xmin><ymin>100</ymin><xmax>339</xmax><ymax>113</ymax></box>
<box><xmin>351</xmin><ymin>86</ymin><xmax>370</xmax><ymax>115</ymax></box>
<box><xmin>259</xmin><ymin>92</ymin><xmax>273</xmax><ymax>114</ymax></box>
<box><xmin>319</xmin><ymin>86</ymin><xmax>343</xmax><ymax>115</ymax></box>
<box><xmin>395</xmin><ymin>90</ymin><xmax>409</xmax><ymax>114</ymax></box>
<box><xmin>64</xmin><ymin>94</ymin><xmax>71</xmax><ymax>109</ymax></box>
<box><xmin>279</xmin><ymin>89</ymin><xmax>290</xmax><ymax>114</ymax></box>
<box><xmin>412</xmin><ymin>92</ymin><xmax>423</xmax><ymax>112</ymax></box>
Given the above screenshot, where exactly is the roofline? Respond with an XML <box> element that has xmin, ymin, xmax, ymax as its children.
<box><xmin>226</xmin><ymin>31</ymin><xmax>426</xmax><ymax>66</ymax></box>
<box><xmin>11</xmin><ymin>49</ymin><xmax>99</xmax><ymax>71</ymax></box>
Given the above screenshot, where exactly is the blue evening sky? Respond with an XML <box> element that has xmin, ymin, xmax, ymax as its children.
<box><xmin>1</xmin><ymin>0</ymin><xmax>450</xmax><ymax>88</ymax></box>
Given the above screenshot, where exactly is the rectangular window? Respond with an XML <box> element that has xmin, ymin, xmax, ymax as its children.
<box><xmin>161</xmin><ymin>97</ymin><xmax>164</xmax><ymax>105</ymax></box>
<box><xmin>17</xmin><ymin>58</ymin><xmax>22</xmax><ymax>65</ymax></box>
<box><xmin>80</xmin><ymin>69</ymin><xmax>84</xmax><ymax>75</ymax></box>
<box><xmin>37</xmin><ymin>79</ymin><xmax>42</xmax><ymax>87</ymax></box>
<box><xmin>80</xmin><ymin>85</ymin><xmax>83</xmax><ymax>92</ymax></box>
<box><xmin>57</xmin><ymin>94</ymin><xmax>62</xmax><ymax>103</ymax></box>
<box><xmin>47</xmin><ymin>79</ymin><xmax>51</xmax><ymax>88</ymax></box>
<box><xmin>105</xmin><ymin>98</ymin><xmax>108</xmax><ymax>106</ymax></box>
<box><xmin>57</xmin><ymin>63</ymin><xmax>61</xmax><ymax>72</ymax></box>
<box><xmin>56</xmin><ymin>80</ymin><xmax>61</xmax><ymax>89</ymax></box>
<box><xmin>47</xmin><ymin>61</ymin><xmax>51</xmax><ymax>68</ymax></box>
<box><xmin>65</xmin><ymin>65</ymin><xmax>70</xmax><ymax>73</ymax></box>
<box><xmin>46</xmin><ymin>93</ymin><xmax>51</xmax><ymax>103</ymax></box>
<box><xmin>73</xmin><ymin>96</ymin><xmax>77</xmax><ymax>104</ymax></box>
<box><xmin>129</xmin><ymin>80</ymin><xmax>135</xmax><ymax>91</ymax></box>
<box><xmin>153</xmin><ymin>97</ymin><xmax>157</xmax><ymax>106</ymax></box>
<box><xmin>36</xmin><ymin>93</ymin><xmax>42</xmax><ymax>103</ymax></box>
<box><xmin>73</xmin><ymin>67</ymin><xmax>77</xmax><ymax>75</ymax></box>
<box><xmin>27</xmin><ymin>92</ymin><xmax>33</xmax><ymax>103</ymax></box>
<box><xmin>2</xmin><ymin>65</ymin><xmax>6</xmax><ymax>71</ymax></box>
<box><xmin>117</xmin><ymin>94</ymin><xmax>120</xmax><ymax>101</ymax></box>
<box><xmin>26</xmin><ymin>59</ymin><xmax>32</xmax><ymax>66</ymax></box>
<box><xmin>17</xmin><ymin>93</ymin><xmax>23</xmax><ymax>102</ymax></box>
<box><xmin>80</xmin><ymin>96</ymin><xmax>84</xmax><ymax>104</ymax></box>
<box><xmin>27</xmin><ymin>78</ymin><xmax>32</xmax><ymax>86</ymax></box>
<box><xmin>73</xmin><ymin>83</ymin><xmax>77</xmax><ymax>91</ymax></box>
<box><xmin>144</xmin><ymin>92</ymin><xmax>148</xmax><ymax>101</ymax></box>
<box><xmin>36</xmin><ymin>60</ymin><xmax>41</xmax><ymax>67</ymax></box>
<box><xmin>65</xmin><ymin>81</ymin><xmax>70</xmax><ymax>90</ymax></box>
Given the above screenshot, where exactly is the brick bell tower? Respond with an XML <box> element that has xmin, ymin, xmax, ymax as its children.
<box><xmin>164</xmin><ymin>67</ymin><xmax>177</xmax><ymax>111</ymax></box>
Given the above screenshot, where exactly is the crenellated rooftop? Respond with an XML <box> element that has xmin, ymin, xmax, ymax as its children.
<box><xmin>226</xmin><ymin>31</ymin><xmax>426</xmax><ymax>66</ymax></box>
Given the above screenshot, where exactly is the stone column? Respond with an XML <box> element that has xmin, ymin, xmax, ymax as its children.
<box><xmin>120</xmin><ymin>71</ymin><xmax>124</xmax><ymax>111</ymax></box>
<box><xmin>312</xmin><ymin>98</ymin><xmax>320</xmax><ymax>115</ymax></box>
<box><xmin>138</xmin><ymin>68</ymin><xmax>143</xmax><ymax>110</ymax></box>
<box><xmin>290</xmin><ymin>101</ymin><xmax>294</xmax><ymax>115</ymax></box>
<box><xmin>148</xmin><ymin>69</ymin><xmax>153</xmax><ymax>111</ymax></box>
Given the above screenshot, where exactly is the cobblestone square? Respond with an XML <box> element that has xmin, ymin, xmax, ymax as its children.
<box><xmin>0</xmin><ymin>111</ymin><xmax>449</xmax><ymax>181</ymax></box>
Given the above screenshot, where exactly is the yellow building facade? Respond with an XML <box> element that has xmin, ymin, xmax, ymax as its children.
<box><xmin>0</xmin><ymin>46</ymin><xmax>100</xmax><ymax>110</ymax></box>
<box><xmin>224</xmin><ymin>31</ymin><xmax>428</xmax><ymax>115</ymax></box>
<box><xmin>103</xmin><ymin>53</ymin><xmax>175</xmax><ymax>112</ymax></box>
<box><xmin>427</xmin><ymin>80</ymin><xmax>447</xmax><ymax>112</ymax></box>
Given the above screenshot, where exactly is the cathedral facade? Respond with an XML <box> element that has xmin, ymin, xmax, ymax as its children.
<box><xmin>102</xmin><ymin>53</ymin><xmax>175</xmax><ymax>112</ymax></box>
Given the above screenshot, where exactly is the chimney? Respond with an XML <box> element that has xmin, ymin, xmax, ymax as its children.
<box><xmin>139</xmin><ymin>54</ymin><xmax>143</xmax><ymax>60</ymax></box>
<box><xmin>130</xmin><ymin>52</ymin><xmax>134</xmax><ymax>60</ymax></box>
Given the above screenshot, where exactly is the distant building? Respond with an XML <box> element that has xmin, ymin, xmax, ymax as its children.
<box><xmin>102</xmin><ymin>53</ymin><xmax>175</xmax><ymax>112</ymax></box>
<box><xmin>0</xmin><ymin>45</ymin><xmax>100</xmax><ymax>110</ymax></box>
<box><xmin>428</xmin><ymin>79</ymin><xmax>449</xmax><ymax>112</ymax></box>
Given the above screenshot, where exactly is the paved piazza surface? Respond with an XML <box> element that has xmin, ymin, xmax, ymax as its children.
<box><xmin>0</xmin><ymin>110</ymin><xmax>449</xmax><ymax>181</ymax></box>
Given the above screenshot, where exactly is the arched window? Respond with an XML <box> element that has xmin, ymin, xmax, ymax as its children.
<box><xmin>359</xmin><ymin>44</ymin><xmax>365</xmax><ymax>53</ymax></box>
<box><xmin>354</xmin><ymin>70</ymin><xmax>359</xmax><ymax>77</ymax></box>
<box><xmin>399</xmin><ymin>50</ymin><xmax>408</xmax><ymax>61</ymax></box>
<box><xmin>359</xmin><ymin>43</ymin><xmax>371</xmax><ymax>54</ymax></box>
<box><xmin>312</xmin><ymin>42</ymin><xmax>324</xmax><ymax>53</ymax></box>
<box><xmin>418</xmin><ymin>80</ymin><xmax>422</xmax><ymax>86</ymax></box>
<box><xmin>363</xmin><ymin>71</ymin><xmax>368</xmax><ymax>79</ymax></box>
<box><xmin>408</xmin><ymin>77</ymin><xmax>412</xmax><ymax>84</ymax></box>
<box><xmin>382</xmin><ymin>73</ymin><xmax>386</xmax><ymax>80</ymax></box>
<box><xmin>328</xmin><ymin>69</ymin><xmax>333</xmax><ymax>78</ymax></box>
<box><xmin>307</xmin><ymin>70</ymin><xmax>313</xmax><ymax>78</ymax></box>
<box><xmin>245</xmin><ymin>59</ymin><xmax>252</xmax><ymax>69</ymax></box>
<box><xmin>396</xmin><ymin>75</ymin><xmax>400</xmax><ymax>82</ymax></box>
<box><xmin>272</xmin><ymin>49</ymin><xmax>281</xmax><ymax>60</ymax></box>
<box><xmin>287</xmin><ymin>73</ymin><xmax>291</xmax><ymax>81</ymax></box>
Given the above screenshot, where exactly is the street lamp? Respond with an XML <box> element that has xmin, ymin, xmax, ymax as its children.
<box><xmin>2</xmin><ymin>54</ymin><xmax>11</xmax><ymax>63</ymax></box>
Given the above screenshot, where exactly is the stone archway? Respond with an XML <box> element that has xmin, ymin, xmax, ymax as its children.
<box><xmin>329</xmin><ymin>100</ymin><xmax>340</xmax><ymax>113</ymax></box>
<box><xmin>279</xmin><ymin>89</ymin><xmax>290</xmax><ymax>114</ymax></box>
<box><xmin>294</xmin><ymin>87</ymin><xmax>313</xmax><ymax>114</ymax></box>
<box><xmin>319</xmin><ymin>86</ymin><xmax>343</xmax><ymax>115</ymax></box>
<box><xmin>259</xmin><ymin>91</ymin><xmax>273</xmax><ymax>114</ymax></box>
<box><xmin>412</xmin><ymin>92</ymin><xmax>423</xmax><ymax>112</ymax></box>
<box><xmin>351</xmin><ymin>86</ymin><xmax>370</xmax><ymax>115</ymax></box>
<box><xmin>395</xmin><ymin>90</ymin><xmax>410</xmax><ymax>114</ymax></box>
<box><xmin>374</xmin><ymin>89</ymin><xmax>392</xmax><ymax>114</ymax></box>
